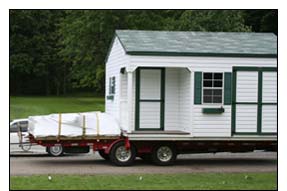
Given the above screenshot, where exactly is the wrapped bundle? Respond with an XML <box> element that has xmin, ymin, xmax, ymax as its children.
<box><xmin>28</xmin><ymin>111</ymin><xmax>121</xmax><ymax>139</ymax></box>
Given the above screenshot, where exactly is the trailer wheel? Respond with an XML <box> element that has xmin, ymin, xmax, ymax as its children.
<box><xmin>109</xmin><ymin>141</ymin><xmax>136</xmax><ymax>166</ymax></box>
<box><xmin>47</xmin><ymin>145</ymin><xmax>64</xmax><ymax>157</ymax></box>
<box><xmin>152</xmin><ymin>144</ymin><xmax>176</xmax><ymax>166</ymax></box>
<box><xmin>98</xmin><ymin>150</ymin><xmax>110</xmax><ymax>161</ymax></box>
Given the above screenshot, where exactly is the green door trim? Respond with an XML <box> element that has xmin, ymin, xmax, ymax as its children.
<box><xmin>135</xmin><ymin>67</ymin><xmax>165</xmax><ymax>131</ymax></box>
<box><xmin>231</xmin><ymin>66</ymin><xmax>277</xmax><ymax>135</ymax></box>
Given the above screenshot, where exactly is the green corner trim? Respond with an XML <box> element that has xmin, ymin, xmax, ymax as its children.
<box><xmin>231</xmin><ymin>70</ymin><xmax>237</xmax><ymax>134</ymax></box>
<box><xmin>135</xmin><ymin>68</ymin><xmax>140</xmax><ymax>131</ymax></box>
<box><xmin>257</xmin><ymin>71</ymin><xmax>263</xmax><ymax>134</ymax></box>
<box><xmin>202</xmin><ymin>108</ymin><xmax>225</xmax><ymax>114</ymax></box>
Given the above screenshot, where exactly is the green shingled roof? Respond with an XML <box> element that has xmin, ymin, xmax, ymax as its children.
<box><xmin>115</xmin><ymin>30</ymin><xmax>277</xmax><ymax>57</ymax></box>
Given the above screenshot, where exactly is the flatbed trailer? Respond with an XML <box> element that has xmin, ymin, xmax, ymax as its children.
<box><xmin>29</xmin><ymin>133</ymin><xmax>277</xmax><ymax>166</ymax></box>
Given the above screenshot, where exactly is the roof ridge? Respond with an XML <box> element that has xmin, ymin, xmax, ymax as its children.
<box><xmin>115</xmin><ymin>29</ymin><xmax>276</xmax><ymax>35</ymax></box>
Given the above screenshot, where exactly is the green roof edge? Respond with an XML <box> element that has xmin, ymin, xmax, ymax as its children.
<box><xmin>125</xmin><ymin>51</ymin><xmax>277</xmax><ymax>58</ymax></box>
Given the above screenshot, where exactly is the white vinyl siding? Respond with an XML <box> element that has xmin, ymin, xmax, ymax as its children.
<box><xmin>235</xmin><ymin>105</ymin><xmax>257</xmax><ymax>133</ymax></box>
<box><xmin>140</xmin><ymin>70</ymin><xmax>161</xmax><ymax>100</ymax></box>
<box><xmin>262</xmin><ymin>105</ymin><xmax>277</xmax><ymax>133</ymax></box>
<box><xmin>192</xmin><ymin>105</ymin><xmax>231</xmax><ymax>137</ymax></box>
<box><xmin>105</xmin><ymin>37</ymin><xmax>129</xmax><ymax>126</ymax></box>
<box><xmin>236</xmin><ymin>72</ymin><xmax>258</xmax><ymax>103</ymax></box>
<box><xmin>139</xmin><ymin>102</ymin><xmax>161</xmax><ymax>129</ymax></box>
<box><xmin>179</xmin><ymin>69</ymin><xmax>191</xmax><ymax>132</ymax></box>
<box><xmin>262</xmin><ymin>72</ymin><xmax>277</xmax><ymax>103</ymax></box>
<box><xmin>120</xmin><ymin>73</ymin><xmax>128</xmax><ymax>129</ymax></box>
<box><xmin>164</xmin><ymin>69</ymin><xmax>180</xmax><ymax>131</ymax></box>
<box><xmin>128</xmin><ymin>56</ymin><xmax>276</xmax><ymax>72</ymax></box>
<box><xmin>164</xmin><ymin>68</ymin><xmax>190</xmax><ymax>132</ymax></box>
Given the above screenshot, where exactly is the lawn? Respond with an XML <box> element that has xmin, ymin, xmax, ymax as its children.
<box><xmin>10</xmin><ymin>96</ymin><xmax>105</xmax><ymax>120</ymax></box>
<box><xmin>10</xmin><ymin>172</ymin><xmax>277</xmax><ymax>190</ymax></box>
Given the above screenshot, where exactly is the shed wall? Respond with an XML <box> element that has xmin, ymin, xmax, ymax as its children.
<box><xmin>128</xmin><ymin>55</ymin><xmax>276</xmax><ymax>137</ymax></box>
<box><xmin>105</xmin><ymin>37</ymin><xmax>128</xmax><ymax>126</ymax></box>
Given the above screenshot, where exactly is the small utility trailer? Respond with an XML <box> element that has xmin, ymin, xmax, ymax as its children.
<box><xmin>29</xmin><ymin>30</ymin><xmax>277</xmax><ymax>166</ymax></box>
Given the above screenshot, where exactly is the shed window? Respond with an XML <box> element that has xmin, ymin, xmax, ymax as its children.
<box><xmin>109</xmin><ymin>76</ymin><xmax>116</xmax><ymax>94</ymax></box>
<box><xmin>202</xmin><ymin>73</ymin><xmax>223</xmax><ymax>104</ymax></box>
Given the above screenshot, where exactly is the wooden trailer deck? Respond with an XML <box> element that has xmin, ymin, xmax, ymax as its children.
<box><xmin>29</xmin><ymin>135</ymin><xmax>121</xmax><ymax>141</ymax></box>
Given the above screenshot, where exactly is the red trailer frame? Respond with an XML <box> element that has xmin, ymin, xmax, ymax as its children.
<box><xmin>29</xmin><ymin>134</ymin><xmax>277</xmax><ymax>166</ymax></box>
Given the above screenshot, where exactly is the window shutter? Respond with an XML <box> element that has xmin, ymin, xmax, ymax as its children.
<box><xmin>224</xmin><ymin>72</ymin><xmax>232</xmax><ymax>105</ymax></box>
<box><xmin>194</xmin><ymin>72</ymin><xmax>202</xmax><ymax>104</ymax></box>
<box><xmin>112</xmin><ymin>77</ymin><xmax>116</xmax><ymax>94</ymax></box>
<box><xmin>109</xmin><ymin>77</ymin><xmax>111</xmax><ymax>94</ymax></box>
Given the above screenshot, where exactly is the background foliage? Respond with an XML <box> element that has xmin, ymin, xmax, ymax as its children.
<box><xmin>10</xmin><ymin>10</ymin><xmax>277</xmax><ymax>96</ymax></box>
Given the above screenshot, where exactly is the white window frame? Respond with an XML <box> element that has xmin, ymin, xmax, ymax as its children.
<box><xmin>202</xmin><ymin>72</ymin><xmax>224</xmax><ymax>105</ymax></box>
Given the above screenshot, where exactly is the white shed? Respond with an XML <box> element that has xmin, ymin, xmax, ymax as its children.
<box><xmin>105</xmin><ymin>30</ymin><xmax>277</xmax><ymax>140</ymax></box>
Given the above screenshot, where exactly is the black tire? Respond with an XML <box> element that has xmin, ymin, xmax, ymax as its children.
<box><xmin>151</xmin><ymin>144</ymin><xmax>177</xmax><ymax>166</ymax></box>
<box><xmin>21</xmin><ymin>143</ymin><xmax>32</xmax><ymax>152</ymax></box>
<box><xmin>47</xmin><ymin>145</ymin><xmax>64</xmax><ymax>157</ymax></box>
<box><xmin>98</xmin><ymin>150</ymin><xmax>110</xmax><ymax>161</ymax></box>
<box><xmin>109</xmin><ymin>141</ymin><xmax>136</xmax><ymax>166</ymax></box>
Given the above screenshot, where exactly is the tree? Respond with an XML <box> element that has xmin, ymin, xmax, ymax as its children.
<box><xmin>243</xmin><ymin>10</ymin><xmax>277</xmax><ymax>35</ymax></box>
<box><xmin>174</xmin><ymin>10</ymin><xmax>251</xmax><ymax>32</ymax></box>
<box><xmin>10</xmin><ymin>10</ymin><xmax>277</xmax><ymax>96</ymax></box>
<box><xmin>10</xmin><ymin>10</ymin><xmax>64</xmax><ymax>95</ymax></box>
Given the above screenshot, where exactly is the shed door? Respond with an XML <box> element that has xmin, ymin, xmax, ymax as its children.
<box><xmin>135</xmin><ymin>68</ymin><xmax>165</xmax><ymax>130</ymax></box>
<box><xmin>232</xmin><ymin>67</ymin><xmax>277</xmax><ymax>135</ymax></box>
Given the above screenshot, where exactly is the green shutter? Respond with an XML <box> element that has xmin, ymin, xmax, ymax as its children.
<box><xmin>112</xmin><ymin>77</ymin><xmax>116</xmax><ymax>94</ymax></box>
<box><xmin>194</xmin><ymin>72</ymin><xmax>202</xmax><ymax>104</ymax></box>
<box><xmin>109</xmin><ymin>77</ymin><xmax>111</xmax><ymax>94</ymax></box>
<box><xmin>224</xmin><ymin>72</ymin><xmax>232</xmax><ymax>105</ymax></box>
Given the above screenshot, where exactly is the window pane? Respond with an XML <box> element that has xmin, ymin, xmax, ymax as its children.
<box><xmin>214</xmin><ymin>73</ymin><xmax>223</xmax><ymax>80</ymax></box>
<box><xmin>204</xmin><ymin>73</ymin><xmax>212</xmax><ymax>80</ymax></box>
<box><xmin>203</xmin><ymin>89</ymin><xmax>212</xmax><ymax>96</ymax></box>
<box><xmin>10</xmin><ymin>124</ymin><xmax>19</xmax><ymax>133</ymax></box>
<box><xmin>21</xmin><ymin>127</ymin><xmax>28</xmax><ymax>132</ymax></box>
<box><xmin>203</xmin><ymin>80</ymin><xmax>212</xmax><ymax>87</ymax></box>
<box><xmin>214</xmin><ymin>81</ymin><xmax>222</xmax><ymax>87</ymax></box>
<box><xmin>203</xmin><ymin>96</ymin><xmax>212</xmax><ymax>103</ymax></box>
<box><xmin>213</xmin><ymin>96</ymin><xmax>222</xmax><ymax>103</ymax></box>
<box><xmin>213</xmin><ymin>89</ymin><xmax>222</xmax><ymax>96</ymax></box>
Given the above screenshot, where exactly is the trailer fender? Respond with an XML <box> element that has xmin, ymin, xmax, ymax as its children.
<box><xmin>105</xmin><ymin>138</ymin><xmax>130</xmax><ymax>155</ymax></box>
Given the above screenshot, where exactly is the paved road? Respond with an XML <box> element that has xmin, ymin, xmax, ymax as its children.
<box><xmin>10</xmin><ymin>151</ymin><xmax>277</xmax><ymax>176</ymax></box>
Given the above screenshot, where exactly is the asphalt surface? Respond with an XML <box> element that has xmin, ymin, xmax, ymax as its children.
<box><xmin>10</xmin><ymin>151</ymin><xmax>277</xmax><ymax>176</ymax></box>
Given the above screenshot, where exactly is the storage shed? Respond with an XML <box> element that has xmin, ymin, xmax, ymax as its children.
<box><xmin>105</xmin><ymin>30</ymin><xmax>277</xmax><ymax>139</ymax></box>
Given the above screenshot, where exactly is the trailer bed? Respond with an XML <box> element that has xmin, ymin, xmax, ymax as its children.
<box><xmin>31</xmin><ymin>135</ymin><xmax>120</xmax><ymax>141</ymax></box>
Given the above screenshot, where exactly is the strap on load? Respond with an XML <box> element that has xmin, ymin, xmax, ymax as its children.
<box><xmin>96</xmin><ymin>112</ymin><xmax>100</xmax><ymax>136</ymax></box>
<box><xmin>57</xmin><ymin>113</ymin><xmax>62</xmax><ymax>142</ymax></box>
<box><xmin>82</xmin><ymin>115</ymin><xmax>86</xmax><ymax>139</ymax></box>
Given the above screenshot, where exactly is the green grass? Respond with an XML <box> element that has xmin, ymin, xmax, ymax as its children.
<box><xmin>10</xmin><ymin>173</ymin><xmax>277</xmax><ymax>190</ymax></box>
<box><xmin>10</xmin><ymin>96</ymin><xmax>105</xmax><ymax>120</ymax></box>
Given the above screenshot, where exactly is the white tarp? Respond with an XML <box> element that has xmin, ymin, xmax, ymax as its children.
<box><xmin>28</xmin><ymin>111</ymin><xmax>121</xmax><ymax>138</ymax></box>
